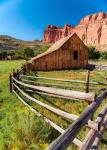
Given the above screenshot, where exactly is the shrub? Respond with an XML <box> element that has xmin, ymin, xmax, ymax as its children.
<box><xmin>23</xmin><ymin>47</ymin><xmax>35</xmax><ymax>60</ymax></box>
<box><xmin>7</xmin><ymin>50</ymin><xmax>15</xmax><ymax>56</ymax></box>
<box><xmin>15</xmin><ymin>47</ymin><xmax>34</xmax><ymax>60</ymax></box>
<box><xmin>100</xmin><ymin>51</ymin><xmax>107</xmax><ymax>59</ymax></box>
<box><xmin>0</xmin><ymin>50</ymin><xmax>7</xmax><ymax>59</ymax></box>
<box><xmin>35</xmin><ymin>44</ymin><xmax>50</xmax><ymax>56</ymax></box>
<box><xmin>15</xmin><ymin>48</ymin><xmax>24</xmax><ymax>59</ymax></box>
<box><xmin>88</xmin><ymin>46</ymin><xmax>100</xmax><ymax>59</ymax></box>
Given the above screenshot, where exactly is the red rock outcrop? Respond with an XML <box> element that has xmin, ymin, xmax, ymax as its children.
<box><xmin>44</xmin><ymin>12</ymin><xmax>107</xmax><ymax>51</ymax></box>
<box><xmin>44</xmin><ymin>25</ymin><xmax>74</xmax><ymax>43</ymax></box>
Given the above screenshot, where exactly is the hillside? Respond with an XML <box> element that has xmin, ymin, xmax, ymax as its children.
<box><xmin>0</xmin><ymin>35</ymin><xmax>42</xmax><ymax>50</ymax></box>
<box><xmin>44</xmin><ymin>12</ymin><xmax>107</xmax><ymax>51</ymax></box>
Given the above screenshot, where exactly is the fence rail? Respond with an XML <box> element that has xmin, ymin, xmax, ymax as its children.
<box><xmin>13</xmin><ymin>77</ymin><xmax>95</xmax><ymax>102</ymax></box>
<box><xmin>21</xmin><ymin>79</ymin><xmax>106</xmax><ymax>91</ymax></box>
<box><xmin>21</xmin><ymin>75</ymin><xmax>107</xmax><ymax>86</ymax></box>
<box><xmin>10</xmin><ymin>68</ymin><xmax>107</xmax><ymax>150</ymax></box>
<box><xmin>48</xmin><ymin>90</ymin><xmax>107</xmax><ymax>150</ymax></box>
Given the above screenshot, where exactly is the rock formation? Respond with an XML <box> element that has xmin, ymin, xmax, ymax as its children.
<box><xmin>44</xmin><ymin>12</ymin><xmax>107</xmax><ymax>51</ymax></box>
<box><xmin>44</xmin><ymin>25</ymin><xmax>74</xmax><ymax>43</ymax></box>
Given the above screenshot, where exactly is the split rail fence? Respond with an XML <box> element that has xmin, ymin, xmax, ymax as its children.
<box><xmin>10</xmin><ymin>68</ymin><xmax>107</xmax><ymax>150</ymax></box>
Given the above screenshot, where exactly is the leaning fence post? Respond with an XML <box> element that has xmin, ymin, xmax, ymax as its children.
<box><xmin>26</xmin><ymin>62</ymin><xmax>28</xmax><ymax>72</ymax></box>
<box><xmin>85</xmin><ymin>70</ymin><xmax>95</xmax><ymax>122</ymax></box>
<box><xmin>23</xmin><ymin>64</ymin><xmax>26</xmax><ymax>75</ymax></box>
<box><xmin>16</xmin><ymin>69</ymin><xmax>19</xmax><ymax>79</ymax></box>
<box><xmin>13</xmin><ymin>69</ymin><xmax>15</xmax><ymax>77</ymax></box>
<box><xmin>85</xmin><ymin>70</ymin><xmax>90</xmax><ymax>93</ymax></box>
<box><xmin>10</xmin><ymin>73</ymin><xmax>12</xmax><ymax>93</ymax></box>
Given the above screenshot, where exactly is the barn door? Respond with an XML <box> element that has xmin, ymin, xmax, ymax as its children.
<box><xmin>74</xmin><ymin>50</ymin><xmax>78</xmax><ymax>60</ymax></box>
<box><xmin>73</xmin><ymin>50</ymin><xmax>78</xmax><ymax>67</ymax></box>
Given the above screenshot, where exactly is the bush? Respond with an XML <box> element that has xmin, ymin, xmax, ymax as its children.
<box><xmin>100</xmin><ymin>51</ymin><xmax>107</xmax><ymax>59</ymax></box>
<box><xmin>15</xmin><ymin>48</ymin><xmax>24</xmax><ymax>59</ymax></box>
<box><xmin>35</xmin><ymin>44</ymin><xmax>50</xmax><ymax>56</ymax></box>
<box><xmin>23</xmin><ymin>47</ymin><xmax>35</xmax><ymax>60</ymax></box>
<box><xmin>0</xmin><ymin>50</ymin><xmax>7</xmax><ymax>59</ymax></box>
<box><xmin>88</xmin><ymin>47</ymin><xmax>100</xmax><ymax>59</ymax></box>
<box><xmin>15</xmin><ymin>47</ymin><xmax>34</xmax><ymax>60</ymax></box>
<box><xmin>7</xmin><ymin>50</ymin><xmax>15</xmax><ymax>56</ymax></box>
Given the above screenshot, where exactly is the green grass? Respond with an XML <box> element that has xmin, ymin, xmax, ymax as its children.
<box><xmin>0</xmin><ymin>60</ymin><xmax>107</xmax><ymax>150</ymax></box>
<box><xmin>89</xmin><ymin>60</ymin><xmax>107</xmax><ymax>65</ymax></box>
<box><xmin>0</xmin><ymin>60</ymin><xmax>56</xmax><ymax>150</ymax></box>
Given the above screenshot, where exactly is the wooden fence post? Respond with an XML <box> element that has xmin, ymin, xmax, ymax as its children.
<box><xmin>23</xmin><ymin>64</ymin><xmax>26</xmax><ymax>75</ymax></box>
<box><xmin>16</xmin><ymin>69</ymin><xmax>19</xmax><ymax>74</ymax></box>
<box><xmin>85</xmin><ymin>70</ymin><xmax>90</xmax><ymax>93</ymax></box>
<box><xmin>16</xmin><ymin>69</ymin><xmax>19</xmax><ymax>79</ymax></box>
<box><xmin>9</xmin><ymin>73</ymin><xmax>12</xmax><ymax>93</ymax></box>
<box><xmin>13</xmin><ymin>69</ymin><xmax>15</xmax><ymax>77</ymax></box>
<box><xmin>26</xmin><ymin>62</ymin><xmax>28</xmax><ymax>72</ymax></box>
<box><xmin>85</xmin><ymin>70</ymin><xmax>95</xmax><ymax>122</ymax></box>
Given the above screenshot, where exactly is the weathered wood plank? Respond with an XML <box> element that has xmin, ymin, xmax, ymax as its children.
<box><xmin>21</xmin><ymin>75</ymin><xmax>85</xmax><ymax>83</ymax></box>
<box><xmin>32</xmin><ymin>34</ymin><xmax>89</xmax><ymax>70</ymax></box>
<box><xmin>85</xmin><ymin>70</ymin><xmax>90</xmax><ymax>93</ymax></box>
<box><xmin>29</xmin><ymin>90</ymin><xmax>78</xmax><ymax>100</ymax></box>
<box><xmin>87</xmin><ymin>120</ymin><xmax>99</xmax><ymax>131</ymax></box>
<box><xmin>21</xmin><ymin>75</ymin><xmax>107</xmax><ymax>86</ymax></box>
<box><xmin>13</xmin><ymin>83</ymin><xmax>79</xmax><ymax>121</ymax></box>
<box><xmin>47</xmin><ymin>90</ymin><xmax>107</xmax><ymax>150</ymax></box>
<box><xmin>21</xmin><ymin>79</ymin><xmax>84</xmax><ymax>89</ymax></box>
<box><xmin>90</xmin><ymin>119</ymin><xmax>107</xmax><ymax>150</ymax></box>
<box><xmin>73</xmin><ymin>138</ymin><xmax>82</xmax><ymax>148</ymax></box>
<box><xmin>12</xmin><ymin>77</ymin><xmax>95</xmax><ymax>101</ymax></box>
<box><xmin>22</xmin><ymin>79</ymin><xmax>105</xmax><ymax>91</ymax></box>
<box><xmin>80</xmin><ymin>105</ymin><xmax>107</xmax><ymax>150</ymax></box>
<box><xmin>9</xmin><ymin>73</ymin><xmax>12</xmax><ymax>93</ymax></box>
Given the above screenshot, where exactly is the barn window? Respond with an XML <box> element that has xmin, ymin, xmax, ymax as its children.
<box><xmin>74</xmin><ymin>50</ymin><xmax>78</xmax><ymax>60</ymax></box>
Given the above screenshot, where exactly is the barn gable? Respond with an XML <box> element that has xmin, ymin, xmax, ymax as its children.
<box><xmin>32</xmin><ymin>33</ymin><xmax>88</xmax><ymax>70</ymax></box>
<box><xmin>32</xmin><ymin>33</ymin><xmax>76</xmax><ymax>61</ymax></box>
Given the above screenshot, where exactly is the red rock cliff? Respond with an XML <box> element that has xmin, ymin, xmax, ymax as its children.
<box><xmin>44</xmin><ymin>25</ymin><xmax>74</xmax><ymax>43</ymax></box>
<box><xmin>44</xmin><ymin>12</ymin><xmax>107</xmax><ymax>51</ymax></box>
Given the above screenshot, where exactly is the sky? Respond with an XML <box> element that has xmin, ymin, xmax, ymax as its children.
<box><xmin>0</xmin><ymin>0</ymin><xmax>107</xmax><ymax>41</ymax></box>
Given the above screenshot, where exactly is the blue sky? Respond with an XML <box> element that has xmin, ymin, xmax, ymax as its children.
<box><xmin>0</xmin><ymin>0</ymin><xmax>107</xmax><ymax>41</ymax></box>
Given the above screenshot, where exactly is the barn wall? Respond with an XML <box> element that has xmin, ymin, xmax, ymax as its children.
<box><xmin>32</xmin><ymin>34</ymin><xmax>88</xmax><ymax>70</ymax></box>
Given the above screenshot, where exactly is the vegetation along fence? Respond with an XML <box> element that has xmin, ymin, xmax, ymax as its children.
<box><xmin>10</xmin><ymin>66</ymin><xmax>107</xmax><ymax>150</ymax></box>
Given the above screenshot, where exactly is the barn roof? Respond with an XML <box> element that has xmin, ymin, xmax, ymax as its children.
<box><xmin>32</xmin><ymin>33</ymin><xmax>77</xmax><ymax>61</ymax></box>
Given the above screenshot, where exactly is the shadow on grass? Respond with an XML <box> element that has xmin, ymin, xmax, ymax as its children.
<box><xmin>35</xmin><ymin>92</ymin><xmax>71</xmax><ymax>124</ymax></box>
<box><xmin>101</xmin><ymin>138</ymin><xmax>107</xmax><ymax>145</ymax></box>
<box><xmin>0</xmin><ymin>88</ymin><xmax>2</xmax><ymax>93</ymax></box>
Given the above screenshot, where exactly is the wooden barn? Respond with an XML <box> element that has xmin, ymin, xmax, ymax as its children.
<box><xmin>32</xmin><ymin>33</ymin><xmax>88</xmax><ymax>70</ymax></box>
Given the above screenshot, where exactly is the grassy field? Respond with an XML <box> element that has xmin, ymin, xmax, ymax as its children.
<box><xmin>89</xmin><ymin>60</ymin><xmax>107</xmax><ymax>65</ymax></box>
<box><xmin>0</xmin><ymin>60</ymin><xmax>56</xmax><ymax>150</ymax></box>
<box><xmin>0</xmin><ymin>60</ymin><xmax>107</xmax><ymax>150</ymax></box>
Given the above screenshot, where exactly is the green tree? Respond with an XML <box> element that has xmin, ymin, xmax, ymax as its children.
<box><xmin>0</xmin><ymin>50</ymin><xmax>7</xmax><ymax>59</ymax></box>
<box><xmin>35</xmin><ymin>44</ymin><xmax>51</xmax><ymax>56</ymax></box>
<box><xmin>15</xmin><ymin>49</ymin><xmax>24</xmax><ymax>59</ymax></box>
<box><xmin>23</xmin><ymin>47</ymin><xmax>35</xmax><ymax>60</ymax></box>
<box><xmin>15</xmin><ymin>47</ymin><xmax>34</xmax><ymax>60</ymax></box>
<box><xmin>7</xmin><ymin>50</ymin><xmax>15</xmax><ymax>57</ymax></box>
